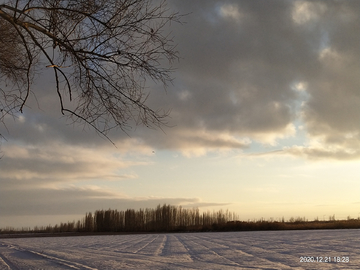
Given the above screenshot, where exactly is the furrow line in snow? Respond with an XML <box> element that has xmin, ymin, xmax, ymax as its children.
<box><xmin>192</xmin><ymin>234</ymin><xmax>232</xmax><ymax>249</ymax></box>
<box><xmin>158</xmin><ymin>234</ymin><xmax>193</xmax><ymax>260</ymax></box>
<box><xmin>174</xmin><ymin>235</ymin><xmax>228</xmax><ymax>266</ymax></box>
<box><xmin>190</xmin><ymin>234</ymin><xmax>256</xmax><ymax>259</ymax></box>
<box><xmin>0</xmin><ymin>244</ymin><xmax>20</xmax><ymax>270</ymax></box>
<box><xmin>30</xmin><ymin>250</ymin><xmax>98</xmax><ymax>270</ymax></box>
<box><xmin>112</xmin><ymin>235</ymin><xmax>154</xmax><ymax>253</ymax></box>
<box><xmin>186</xmin><ymin>235</ymin><xmax>303</xmax><ymax>269</ymax></box>
<box><xmin>132</xmin><ymin>234</ymin><xmax>160</xmax><ymax>254</ymax></box>
<box><xmin>6</xmin><ymin>245</ymin><xmax>98</xmax><ymax>270</ymax></box>
<box><xmin>173</xmin><ymin>236</ymin><xmax>198</xmax><ymax>262</ymax></box>
<box><xmin>227</xmin><ymin>242</ymin><xmax>304</xmax><ymax>270</ymax></box>
<box><xmin>0</xmin><ymin>255</ymin><xmax>13</xmax><ymax>270</ymax></box>
<box><xmin>154</xmin><ymin>235</ymin><xmax>167</xmax><ymax>256</ymax></box>
<box><xmin>179</xmin><ymin>235</ymin><xmax>243</xmax><ymax>267</ymax></box>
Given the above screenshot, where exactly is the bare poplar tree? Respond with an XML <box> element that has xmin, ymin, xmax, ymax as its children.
<box><xmin>0</xmin><ymin>0</ymin><xmax>181</xmax><ymax>142</ymax></box>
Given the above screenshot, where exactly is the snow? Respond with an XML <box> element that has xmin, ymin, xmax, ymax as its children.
<box><xmin>0</xmin><ymin>229</ymin><xmax>358</xmax><ymax>269</ymax></box>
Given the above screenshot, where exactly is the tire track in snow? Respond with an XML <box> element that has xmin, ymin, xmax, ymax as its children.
<box><xmin>2</xmin><ymin>244</ymin><xmax>97</xmax><ymax>270</ymax></box>
<box><xmin>27</xmin><ymin>250</ymin><xmax>98</xmax><ymax>270</ymax></box>
<box><xmin>0</xmin><ymin>244</ymin><xmax>20</xmax><ymax>270</ymax></box>
<box><xmin>0</xmin><ymin>254</ymin><xmax>16</xmax><ymax>270</ymax></box>
<box><xmin>154</xmin><ymin>235</ymin><xmax>167</xmax><ymax>256</ymax></box>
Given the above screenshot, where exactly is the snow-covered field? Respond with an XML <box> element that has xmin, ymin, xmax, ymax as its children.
<box><xmin>0</xmin><ymin>229</ymin><xmax>358</xmax><ymax>269</ymax></box>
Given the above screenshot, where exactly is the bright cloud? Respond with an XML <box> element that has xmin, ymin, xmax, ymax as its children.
<box><xmin>219</xmin><ymin>4</ymin><xmax>242</xmax><ymax>22</ymax></box>
<box><xmin>292</xmin><ymin>1</ymin><xmax>327</xmax><ymax>24</ymax></box>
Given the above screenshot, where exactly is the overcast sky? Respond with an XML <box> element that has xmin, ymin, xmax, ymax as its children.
<box><xmin>1</xmin><ymin>0</ymin><xmax>360</xmax><ymax>228</ymax></box>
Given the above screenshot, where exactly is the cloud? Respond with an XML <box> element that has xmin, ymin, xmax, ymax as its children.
<box><xmin>134</xmin><ymin>127</ymin><xmax>251</xmax><ymax>157</ymax></box>
<box><xmin>292</xmin><ymin>1</ymin><xmax>327</xmax><ymax>25</ymax></box>
<box><xmin>219</xmin><ymin>3</ymin><xmax>243</xmax><ymax>23</ymax></box>
<box><xmin>0</xmin><ymin>140</ymin><xmax>152</xmax><ymax>192</ymax></box>
<box><xmin>2</xmin><ymin>0</ymin><xmax>358</xmax><ymax>160</ymax></box>
<box><xmin>284</xmin><ymin>144</ymin><xmax>360</xmax><ymax>161</ymax></box>
<box><xmin>0</xmin><ymin>185</ymin><xmax>227</xmax><ymax>217</ymax></box>
<box><xmin>155</xmin><ymin>1</ymin><xmax>309</xmax><ymax>148</ymax></box>
<box><xmin>164</xmin><ymin>0</ymin><xmax>360</xmax><ymax>159</ymax></box>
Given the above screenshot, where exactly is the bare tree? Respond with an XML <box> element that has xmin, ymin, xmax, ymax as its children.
<box><xmin>0</xmin><ymin>0</ymin><xmax>181</xmax><ymax>142</ymax></box>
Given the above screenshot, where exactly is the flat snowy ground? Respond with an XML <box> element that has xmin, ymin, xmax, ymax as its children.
<box><xmin>0</xmin><ymin>229</ymin><xmax>358</xmax><ymax>269</ymax></box>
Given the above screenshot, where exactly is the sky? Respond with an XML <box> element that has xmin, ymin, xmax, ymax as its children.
<box><xmin>1</xmin><ymin>0</ymin><xmax>360</xmax><ymax>228</ymax></box>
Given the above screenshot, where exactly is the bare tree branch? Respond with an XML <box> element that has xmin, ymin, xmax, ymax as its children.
<box><xmin>0</xmin><ymin>0</ymin><xmax>182</xmax><ymax>142</ymax></box>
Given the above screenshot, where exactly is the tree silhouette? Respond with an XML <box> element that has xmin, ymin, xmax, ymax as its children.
<box><xmin>0</xmin><ymin>0</ymin><xmax>181</xmax><ymax>142</ymax></box>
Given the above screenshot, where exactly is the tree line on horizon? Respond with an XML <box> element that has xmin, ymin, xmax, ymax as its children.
<box><xmin>2</xmin><ymin>204</ymin><xmax>360</xmax><ymax>234</ymax></box>
<box><xmin>31</xmin><ymin>204</ymin><xmax>239</xmax><ymax>233</ymax></box>
<box><xmin>83</xmin><ymin>204</ymin><xmax>238</xmax><ymax>233</ymax></box>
